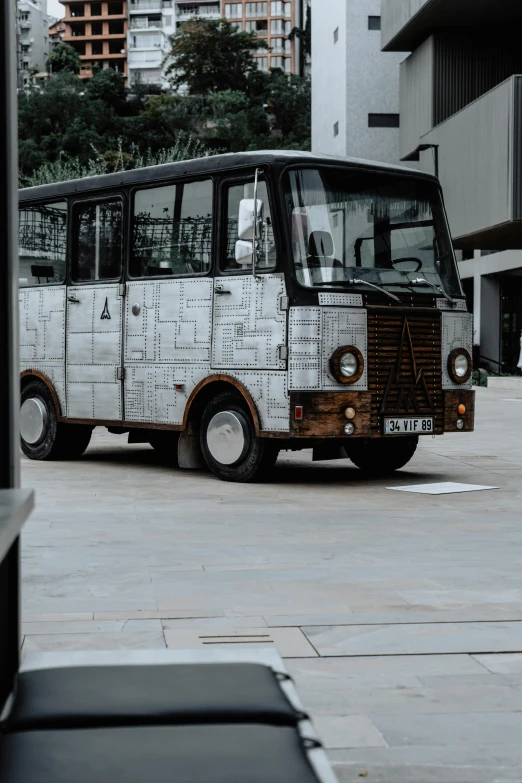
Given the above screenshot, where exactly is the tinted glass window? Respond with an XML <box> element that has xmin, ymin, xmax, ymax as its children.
<box><xmin>224</xmin><ymin>179</ymin><xmax>276</xmax><ymax>272</ymax></box>
<box><xmin>71</xmin><ymin>199</ymin><xmax>123</xmax><ymax>282</ymax></box>
<box><xmin>18</xmin><ymin>201</ymin><xmax>67</xmax><ymax>287</ymax></box>
<box><xmin>131</xmin><ymin>179</ymin><xmax>212</xmax><ymax>278</ymax></box>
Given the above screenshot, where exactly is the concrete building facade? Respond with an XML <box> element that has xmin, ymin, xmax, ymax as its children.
<box><xmin>17</xmin><ymin>0</ymin><xmax>51</xmax><ymax>86</ymax></box>
<box><xmin>61</xmin><ymin>0</ymin><xmax>128</xmax><ymax>81</ymax></box>
<box><xmin>381</xmin><ymin>0</ymin><xmax>522</xmax><ymax>374</ymax></box>
<box><xmin>311</xmin><ymin>0</ymin><xmax>403</xmax><ymax>164</ymax></box>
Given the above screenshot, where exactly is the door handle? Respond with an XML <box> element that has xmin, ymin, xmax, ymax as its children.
<box><xmin>67</xmin><ymin>296</ymin><xmax>80</xmax><ymax>304</ymax></box>
<box><xmin>215</xmin><ymin>287</ymin><xmax>231</xmax><ymax>295</ymax></box>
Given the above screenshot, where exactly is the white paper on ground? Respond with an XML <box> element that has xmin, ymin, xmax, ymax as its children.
<box><xmin>386</xmin><ymin>482</ymin><xmax>499</xmax><ymax>495</ymax></box>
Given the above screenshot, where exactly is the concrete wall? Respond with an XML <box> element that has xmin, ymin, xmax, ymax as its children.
<box><xmin>312</xmin><ymin>0</ymin><xmax>403</xmax><ymax>164</ymax></box>
<box><xmin>399</xmin><ymin>35</ymin><xmax>433</xmax><ymax>159</ymax></box>
<box><xmin>381</xmin><ymin>0</ymin><xmax>430</xmax><ymax>50</ymax></box>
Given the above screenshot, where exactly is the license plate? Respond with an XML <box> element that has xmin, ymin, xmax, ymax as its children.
<box><xmin>384</xmin><ymin>417</ymin><xmax>433</xmax><ymax>435</ymax></box>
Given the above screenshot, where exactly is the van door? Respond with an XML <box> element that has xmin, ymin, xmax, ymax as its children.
<box><xmin>211</xmin><ymin>175</ymin><xmax>287</xmax><ymax>371</ymax></box>
<box><xmin>66</xmin><ymin>197</ymin><xmax>124</xmax><ymax>421</ymax></box>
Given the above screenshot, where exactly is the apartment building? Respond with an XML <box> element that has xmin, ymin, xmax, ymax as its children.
<box><xmin>311</xmin><ymin>0</ymin><xmax>403</xmax><ymax>164</ymax></box>
<box><xmin>223</xmin><ymin>1</ymin><xmax>302</xmax><ymax>75</ymax></box>
<box><xmin>49</xmin><ymin>18</ymin><xmax>67</xmax><ymax>49</ymax></box>
<box><xmin>17</xmin><ymin>0</ymin><xmax>51</xmax><ymax>86</ymax></box>
<box><xmin>381</xmin><ymin>0</ymin><xmax>522</xmax><ymax>375</ymax></box>
<box><xmin>61</xmin><ymin>1</ymin><xmax>128</xmax><ymax>81</ymax></box>
<box><xmin>127</xmin><ymin>0</ymin><xmax>221</xmax><ymax>88</ymax></box>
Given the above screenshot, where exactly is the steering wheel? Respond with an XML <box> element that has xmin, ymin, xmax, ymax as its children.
<box><xmin>391</xmin><ymin>257</ymin><xmax>423</xmax><ymax>272</ymax></box>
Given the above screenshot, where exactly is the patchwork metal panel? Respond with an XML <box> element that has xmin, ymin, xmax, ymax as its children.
<box><xmin>322</xmin><ymin>308</ymin><xmax>368</xmax><ymax>390</ymax></box>
<box><xmin>19</xmin><ymin>286</ymin><xmax>67</xmax><ymax>414</ymax></box>
<box><xmin>125</xmin><ymin>279</ymin><xmax>213</xmax><ymax>364</ymax></box>
<box><xmin>124</xmin><ymin>365</ymin><xmax>209</xmax><ymax>425</ymax></box>
<box><xmin>211</xmin><ymin>275</ymin><xmax>287</xmax><ymax>370</ymax></box>
<box><xmin>442</xmin><ymin>311</ymin><xmax>473</xmax><ymax>389</ymax></box>
<box><xmin>318</xmin><ymin>293</ymin><xmax>363</xmax><ymax>307</ymax></box>
<box><xmin>288</xmin><ymin>307</ymin><xmax>322</xmax><ymax>391</ymax></box>
<box><xmin>233</xmin><ymin>371</ymin><xmax>289</xmax><ymax>432</ymax></box>
<box><xmin>66</xmin><ymin>285</ymin><xmax>122</xmax><ymax>420</ymax></box>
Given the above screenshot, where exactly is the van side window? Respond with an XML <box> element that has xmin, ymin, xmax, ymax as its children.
<box><xmin>224</xmin><ymin>179</ymin><xmax>276</xmax><ymax>272</ymax></box>
<box><xmin>130</xmin><ymin>179</ymin><xmax>213</xmax><ymax>278</ymax></box>
<box><xmin>18</xmin><ymin>201</ymin><xmax>67</xmax><ymax>287</ymax></box>
<box><xmin>71</xmin><ymin>199</ymin><xmax>123</xmax><ymax>283</ymax></box>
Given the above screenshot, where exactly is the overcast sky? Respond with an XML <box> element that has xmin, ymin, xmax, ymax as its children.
<box><xmin>48</xmin><ymin>0</ymin><xmax>65</xmax><ymax>18</ymax></box>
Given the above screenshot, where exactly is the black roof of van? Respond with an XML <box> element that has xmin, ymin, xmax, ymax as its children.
<box><xmin>19</xmin><ymin>150</ymin><xmax>439</xmax><ymax>202</ymax></box>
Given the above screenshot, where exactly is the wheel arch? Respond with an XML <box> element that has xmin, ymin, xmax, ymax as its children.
<box><xmin>183</xmin><ymin>375</ymin><xmax>261</xmax><ymax>435</ymax></box>
<box><xmin>20</xmin><ymin>370</ymin><xmax>63</xmax><ymax>419</ymax></box>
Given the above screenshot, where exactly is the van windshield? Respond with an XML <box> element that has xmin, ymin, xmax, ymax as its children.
<box><xmin>283</xmin><ymin>167</ymin><xmax>461</xmax><ymax>296</ymax></box>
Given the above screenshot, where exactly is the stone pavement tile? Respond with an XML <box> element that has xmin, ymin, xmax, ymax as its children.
<box><xmin>372</xmin><ymin>712</ymin><xmax>522</xmax><ymax>747</ymax></box>
<box><xmin>164</xmin><ymin>627</ymin><xmax>317</xmax><ymax>657</ymax></box>
<box><xmin>314</xmin><ymin>716</ymin><xmax>387</xmax><ymax>749</ymax></box>
<box><xmin>162</xmin><ymin>616</ymin><xmax>268</xmax><ymax>630</ymax></box>
<box><xmin>329</xmin><ymin>745</ymin><xmax>522</xmax><ymax>783</ymax></box>
<box><xmin>24</xmin><ymin>598</ymin><xmax>159</xmax><ymax>613</ymax></box>
<box><xmin>22</xmin><ymin>629</ymin><xmax>167</xmax><ymax>651</ymax></box>
<box><xmin>301</xmin><ymin>621</ymin><xmax>522</xmax><ymax>656</ymax></box>
<box><xmin>22</xmin><ymin>620</ymin><xmax>127</xmax><ymax>635</ymax></box>
<box><xmin>265</xmin><ymin>613</ymin><xmax>355</xmax><ymax>627</ymax></box>
<box><xmin>285</xmin><ymin>654</ymin><xmax>488</xmax><ymax>680</ymax></box>
<box><xmin>93</xmin><ymin>609</ymin><xmax>225</xmax><ymax>621</ymax></box>
<box><xmin>22</xmin><ymin>612</ymin><xmax>93</xmax><ymax>622</ymax></box>
<box><xmin>473</xmin><ymin>653</ymin><xmax>522</xmax><ymax>674</ymax></box>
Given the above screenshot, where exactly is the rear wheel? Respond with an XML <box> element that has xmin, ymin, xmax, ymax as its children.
<box><xmin>149</xmin><ymin>431</ymin><xmax>180</xmax><ymax>465</ymax></box>
<box><xmin>20</xmin><ymin>379</ymin><xmax>92</xmax><ymax>460</ymax></box>
<box><xmin>200</xmin><ymin>391</ymin><xmax>278</xmax><ymax>482</ymax></box>
<box><xmin>345</xmin><ymin>436</ymin><xmax>418</xmax><ymax>475</ymax></box>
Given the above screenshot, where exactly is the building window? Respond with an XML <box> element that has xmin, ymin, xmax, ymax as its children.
<box><xmin>164</xmin><ymin>15</ymin><xmax>172</xmax><ymax>25</ymax></box>
<box><xmin>246</xmin><ymin>19</ymin><xmax>268</xmax><ymax>32</ymax></box>
<box><xmin>225</xmin><ymin>3</ymin><xmax>242</xmax><ymax>18</ymax></box>
<box><xmin>246</xmin><ymin>2</ymin><xmax>267</xmax><ymax>17</ymax></box>
<box><xmin>257</xmin><ymin>56</ymin><xmax>268</xmax><ymax>71</ymax></box>
<box><xmin>284</xmin><ymin>56</ymin><xmax>291</xmax><ymax>73</ymax></box>
<box><xmin>368</xmin><ymin>113</ymin><xmax>400</xmax><ymax>128</ymax></box>
<box><xmin>90</xmin><ymin>2</ymin><xmax>102</xmax><ymax>15</ymax></box>
<box><xmin>271</xmin><ymin>55</ymin><xmax>283</xmax><ymax>69</ymax></box>
<box><xmin>333</xmin><ymin>122</ymin><xmax>339</xmax><ymax>137</ymax></box>
<box><xmin>91</xmin><ymin>40</ymin><xmax>103</xmax><ymax>54</ymax></box>
<box><xmin>91</xmin><ymin>20</ymin><xmax>102</xmax><ymax>35</ymax></box>
<box><xmin>333</xmin><ymin>27</ymin><xmax>338</xmax><ymax>43</ymax></box>
<box><xmin>231</xmin><ymin>21</ymin><xmax>243</xmax><ymax>31</ymax></box>
<box><xmin>368</xmin><ymin>16</ymin><xmax>381</xmax><ymax>30</ymax></box>
<box><xmin>107</xmin><ymin>2</ymin><xmax>124</xmax><ymax>15</ymax></box>
<box><xmin>270</xmin><ymin>18</ymin><xmax>284</xmax><ymax>34</ymax></box>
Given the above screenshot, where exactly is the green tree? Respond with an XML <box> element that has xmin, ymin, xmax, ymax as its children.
<box><xmin>86</xmin><ymin>66</ymin><xmax>127</xmax><ymax>111</ymax></box>
<box><xmin>165</xmin><ymin>18</ymin><xmax>267</xmax><ymax>95</ymax></box>
<box><xmin>46</xmin><ymin>43</ymin><xmax>81</xmax><ymax>75</ymax></box>
<box><xmin>266</xmin><ymin>71</ymin><xmax>311</xmax><ymax>149</ymax></box>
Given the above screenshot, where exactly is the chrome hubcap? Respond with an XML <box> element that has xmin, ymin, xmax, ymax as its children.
<box><xmin>206</xmin><ymin>410</ymin><xmax>249</xmax><ymax>466</ymax></box>
<box><xmin>20</xmin><ymin>397</ymin><xmax>48</xmax><ymax>445</ymax></box>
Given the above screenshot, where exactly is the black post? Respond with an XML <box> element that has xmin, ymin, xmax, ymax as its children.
<box><xmin>0</xmin><ymin>0</ymin><xmax>20</xmax><ymax>491</ymax></box>
<box><xmin>0</xmin><ymin>0</ymin><xmax>22</xmax><ymax>710</ymax></box>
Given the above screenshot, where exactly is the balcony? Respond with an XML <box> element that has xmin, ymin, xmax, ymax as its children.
<box><xmin>129</xmin><ymin>0</ymin><xmax>170</xmax><ymax>11</ymax></box>
<box><xmin>381</xmin><ymin>0</ymin><xmax>522</xmax><ymax>52</ymax></box>
<box><xmin>175</xmin><ymin>5</ymin><xmax>221</xmax><ymax>21</ymax></box>
<box><xmin>418</xmin><ymin>76</ymin><xmax>522</xmax><ymax>249</ymax></box>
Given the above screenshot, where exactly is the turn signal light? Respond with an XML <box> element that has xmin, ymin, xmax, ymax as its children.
<box><xmin>344</xmin><ymin>407</ymin><xmax>356</xmax><ymax>420</ymax></box>
<box><xmin>295</xmin><ymin>405</ymin><xmax>303</xmax><ymax>421</ymax></box>
<box><xmin>458</xmin><ymin>404</ymin><xmax>466</xmax><ymax>415</ymax></box>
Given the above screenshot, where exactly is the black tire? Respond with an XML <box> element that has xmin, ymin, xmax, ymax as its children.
<box><xmin>345</xmin><ymin>436</ymin><xmax>418</xmax><ymax>476</ymax></box>
<box><xmin>200</xmin><ymin>391</ymin><xmax>279</xmax><ymax>482</ymax></box>
<box><xmin>20</xmin><ymin>379</ymin><xmax>92</xmax><ymax>461</ymax></box>
<box><xmin>149</xmin><ymin>431</ymin><xmax>180</xmax><ymax>466</ymax></box>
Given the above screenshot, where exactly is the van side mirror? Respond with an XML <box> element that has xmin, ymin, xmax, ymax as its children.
<box><xmin>238</xmin><ymin>198</ymin><xmax>264</xmax><ymax>241</ymax></box>
<box><xmin>235</xmin><ymin>239</ymin><xmax>254</xmax><ymax>267</ymax></box>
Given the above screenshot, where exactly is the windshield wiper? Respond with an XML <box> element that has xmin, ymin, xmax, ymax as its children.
<box><xmin>411</xmin><ymin>277</ymin><xmax>455</xmax><ymax>305</ymax></box>
<box><xmin>313</xmin><ymin>278</ymin><xmax>401</xmax><ymax>303</ymax></box>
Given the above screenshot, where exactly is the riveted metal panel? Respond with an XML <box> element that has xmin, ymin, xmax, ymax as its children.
<box><xmin>66</xmin><ymin>285</ymin><xmax>122</xmax><ymax>420</ymax></box>
<box><xmin>125</xmin><ymin>279</ymin><xmax>213</xmax><ymax>364</ymax></box>
<box><xmin>232</xmin><ymin>371</ymin><xmax>289</xmax><ymax>432</ymax></box>
<box><xmin>322</xmin><ymin>308</ymin><xmax>368</xmax><ymax>390</ymax></box>
<box><xmin>317</xmin><ymin>293</ymin><xmax>363</xmax><ymax>307</ymax></box>
<box><xmin>125</xmin><ymin>365</ymin><xmax>209</xmax><ymax>425</ymax></box>
<box><xmin>288</xmin><ymin>307</ymin><xmax>322</xmax><ymax>391</ymax></box>
<box><xmin>211</xmin><ymin>274</ymin><xmax>287</xmax><ymax>370</ymax></box>
<box><xmin>19</xmin><ymin>286</ymin><xmax>67</xmax><ymax>414</ymax></box>
<box><xmin>436</xmin><ymin>299</ymin><xmax>467</xmax><ymax>311</ymax></box>
<box><xmin>442</xmin><ymin>311</ymin><xmax>473</xmax><ymax>389</ymax></box>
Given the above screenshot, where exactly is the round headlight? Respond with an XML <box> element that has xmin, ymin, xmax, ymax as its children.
<box><xmin>454</xmin><ymin>354</ymin><xmax>469</xmax><ymax>378</ymax></box>
<box><xmin>340</xmin><ymin>352</ymin><xmax>358</xmax><ymax>378</ymax></box>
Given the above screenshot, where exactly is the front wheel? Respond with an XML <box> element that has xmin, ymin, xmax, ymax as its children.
<box><xmin>20</xmin><ymin>379</ymin><xmax>92</xmax><ymax>460</ymax></box>
<box><xmin>345</xmin><ymin>436</ymin><xmax>418</xmax><ymax>475</ymax></box>
<box><xmin>200</xmin><ymin>391</ymin><xmax>278</xmax><ymax>482</ymax></box>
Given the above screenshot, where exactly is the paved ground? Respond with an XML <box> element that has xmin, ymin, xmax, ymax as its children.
<box><xmin>20</xmin><ymin>386</ymin><xmax>522</xmax><ymax>782</ymax></box>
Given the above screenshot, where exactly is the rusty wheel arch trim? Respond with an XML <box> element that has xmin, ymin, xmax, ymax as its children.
<box><xmin>182</xmin><ymin>374</ymin><xmax>261</xmax><ymax>435</ymax></box>
<box><xmin>20</xmin><ymin>369</ymin><xmax>63</xmax><ymax>419</ymax></box>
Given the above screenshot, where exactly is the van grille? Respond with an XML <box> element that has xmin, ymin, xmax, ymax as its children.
<box><xmin>367</xmin><ymin>310</ymin><xmax>444</xmax><ymax>435</ymax></box>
